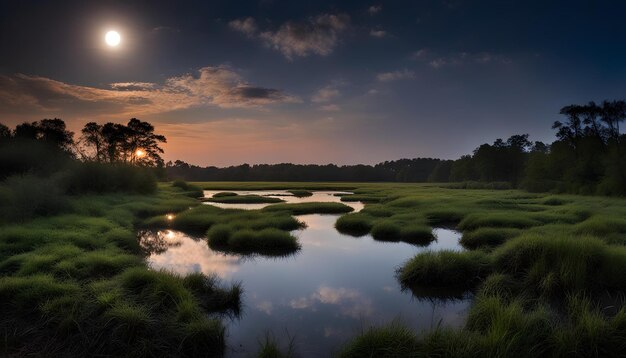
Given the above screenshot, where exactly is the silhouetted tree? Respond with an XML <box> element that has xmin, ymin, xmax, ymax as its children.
<box><xmin>0</xmin><ymin>123</ymin><xmax>10</xmax><ymax>139</ymax></box>
<box><xmin>37</xmin><ymin>118</ymin><xmax>74</xmax><ymax>152</ymax></box>
<box><xmin>13</xmin><ymin>122</ymin><xmax>40</xmax><ymax>140</ymax></box>
<box><xmin>126</xmin><ymin>118</ymin><xmax>167</xmax><ymax>166</ymax></box>
<box><xmin>81</xmin><ymin>119</ymin><xmax>166</xmax><ymax>167</ymax></box>
<box><xmin>427</xmin><ymin>160</ymin><xmax>453</xmax><ymax>182</ymax></box>
<box><xmin>80</xmin><ymin>122</ymin><xmax>106</xmax><ymax>162</ymax></box>
<box><xmin>520</xmin><ymin>99</ymin><xmax>626</xmax><ymax>194</ymax></box>
<box><xmin>600</xmin><ymin>100</ymin><xmax>626</xmax><ymax>140</ymax></box>
<box><xmin>12</xmin><ymin>119</ymin><xmax>74</xmax><ymax>152</ymax></box>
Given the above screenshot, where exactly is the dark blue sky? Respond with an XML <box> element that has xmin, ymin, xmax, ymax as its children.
<box><xmin>1</xmin><ymin>0</ymin><xmax>625</xmax><ymax>165</ymax></box>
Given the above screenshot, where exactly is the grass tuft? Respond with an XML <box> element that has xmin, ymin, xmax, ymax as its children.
<box><xmin>460</xmin><ymin>228</ymin><xmax>521</xmax><ymax>249</ymax></box>
<box><xmin>335</xmin><ymin>213</ymin><xmax>373</xmax><ymax>236</ymax></box>
<box><xmin>287</xmin><ymin>189</ymin><xmax>313</xmax><ymax>197</ymax></box>
<box><xmin>339</xmin><ymin>322</ymin><xmax>418</xmax><ymax>358</ymax></box>
<box><xmin>398</xmin><ymin>250</ymin><xmax>491</xmax><ymax>289</ymax></box>
<box><xmin>262</xmin><ymin>202</ymin><xmax>354</xmax><ymax>215</ymax></box>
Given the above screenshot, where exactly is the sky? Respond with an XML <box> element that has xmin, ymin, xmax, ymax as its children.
<box><xmin>1</xmin><ymin>0</ymin><xmax>626</xmax><ymax>166</ymax></box>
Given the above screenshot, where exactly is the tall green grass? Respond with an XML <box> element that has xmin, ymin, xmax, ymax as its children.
<box><xmin>208</xmin><ymin>226</ymin><xmax>300</xmax><ymax>255</ymax></box>
<box><xmin>397</xmin><ymin>250</ymin><xmax>492</xmax><ymax>289</ymax></box>
<box><xmin>460</xmin><ymin>227</ymin><xmax>521</xmax><ymax>249</ymax></box>
<box><xmin>0</xmin><ymin>180</ymin><xmax>241</xmax><ymax>356</ymax></box>
<box><xmin>335</xmin><ymin>213</ymin><xmax>373</xmax><ymax>236</ymax></box>
<box><xmin>339</xmin><ymin>322</ymin><xmax>419</xmax><ymax>358</ymax></box>
<box><xmin>493</xmin><ymin>233</ymin><xmax>626</xmax><ymax>294</ymax></box>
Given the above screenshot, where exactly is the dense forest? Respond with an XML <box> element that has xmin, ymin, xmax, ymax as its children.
<box><xmin>167</xmin><ymin>100</ymin><xmax>626</xmax><ymax>195</ymax></box>
<box><xmin>165</xmin><ymin>158</ymin><xmax>445</xmax><ymax>183</ymax></box>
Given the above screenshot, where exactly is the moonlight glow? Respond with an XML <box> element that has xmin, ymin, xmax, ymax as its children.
<box><xmin>105</xmin><ymin>31</ymin><xmax>121</xmax><ymax>46</ymax></box>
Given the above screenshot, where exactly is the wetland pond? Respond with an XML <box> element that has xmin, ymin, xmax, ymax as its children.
<box><xmin>143</xmin><ymin>190</ymin><xmax>470</xmax><ymax>357</ymax></box>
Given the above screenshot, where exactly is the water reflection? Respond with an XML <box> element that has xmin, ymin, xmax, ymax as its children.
<box><xmin>145</xmin><ymin>230</ymin><xmax>243</xmax><ymax>277</ymax></box>
<box><xmin>203</xmin><ymin>190</ymin><xmax>365</xmax><ymax>211</ymax></box>
<box><xmin>138</xmin><ymin>229</ymin><xmax>182</xmax><ymax>255</ymax></box>
<box><xmin>144</xmin><ymin>191</ymin><xmax>470</xmax><ymax>357</ymax></box>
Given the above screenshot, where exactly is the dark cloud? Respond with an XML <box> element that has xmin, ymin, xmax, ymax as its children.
<box><xmin>230</xmin><ymin>86</ymin><xmax>283</xmax><ymax>100</ymax></box>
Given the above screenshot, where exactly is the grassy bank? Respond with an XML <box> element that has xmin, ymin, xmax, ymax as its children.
<box><xmin>0</xmin><ymin>182</ymin><xmax>241</xmax><ymax>356</ymax></box>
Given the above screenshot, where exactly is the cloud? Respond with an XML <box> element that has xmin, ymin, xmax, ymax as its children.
<box><xmin>256</xmin><ymin>301</ymin><xmax>273</xmax><ymax>315</ymax></box>
<box><xmin>229</xmin><ymin>14</ymin><xmax>350</xmax><ymax>60</ymax></box>
<box><xmin>110</xmin><ymin>82</ymin><xmax>158</xmax><ymax>91</ymax></box>
<box><xmin>0</xmin><ymin>66</ymin><xmax>299</xmax><ymax>119</ymax></box>
<box><xmin>152</xmin><ymin>26</ymin><xmax>180</xmax><ymax>33</ymax></box>
<box><xmin>411</xmin><ymin>48</ymin><xmax>430</xmax><ymax>60</ymax></box>
<box><xmin>412</xmin><ymin>48</ymin><xmax>511</xmax><ymax>69</ymax></box>
<box><xmin>311</xmin><ymin>87</ymin><xmax>340</xmax><ymax>103</ymax></box>
<box><xmin>228</xmin><ymin>17</ymin><xmax>257</xmax><ymax>37</ymax></box>
<box><xmin>376</xmin><ymin>69</ymin><xmax>415</xmax><ymax>82</ymax></box>
<box><xmin>368</xmin><ymin>5</ymin><xmax>382</xmax><ymax>15</ymax></box>
<box><xmin>289</xmin><ymin>286</ymin><xmax>373</xmax><ymax>318</ymax></box>
<box><xmin>319</xmin><ymin>104</ymin><xmax>340</xmax><ymax>111</ymax></box>
<box><xmin>369</xmin><ymin>29</ymin><xmax>387</xmax><ymax>38</ymax></box>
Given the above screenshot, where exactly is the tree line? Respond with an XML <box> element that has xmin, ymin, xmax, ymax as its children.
<box><xmin>2</xmin><ymin>98</ymin><xmax>625</xmax><ymax>195</ymax></box>
<box><xmin>0</xmin><ymin>118</ymin><xmax>167</xmax><ymax>176</ymax></box>
<box><xmin>166</xmin><ymin>99</ymin><xmax>626</xmax><ymax>195</ymax></box>
<box><xmin>165</xmin><ymin>158</ymin><xmax>445</xmax><ymax>182</ymax></box>
<box><xmin>445</xmin><ymin>100</ymin><xmax>626</xmax><ymax>194</ymax></box>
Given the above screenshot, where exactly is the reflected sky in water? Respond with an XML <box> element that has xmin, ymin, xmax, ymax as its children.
<box><xmin>144</xmin><ymin>191</ymin><xmax>470</xmax><ymax>357</ymax></box>
<box><xmin>202</xmin><ymin>190</ymin><xmax>365</xmax><ymax>211</ymax></box>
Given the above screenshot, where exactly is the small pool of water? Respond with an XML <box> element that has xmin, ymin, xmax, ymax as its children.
<box><xmin>202</xmin><ymin>190</ymin><xmax>365</xmax><ymax>211</ymax></box>
<box><xmin>143</xmin><ymin>191</ymin><xmax>470</xmax><ymax>357</ymax></box>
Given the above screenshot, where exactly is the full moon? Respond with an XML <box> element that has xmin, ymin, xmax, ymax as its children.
<box><xmin>105</xmin><ymin>31</ymin><xmax>121</xmax><ymax>46</ymax></box>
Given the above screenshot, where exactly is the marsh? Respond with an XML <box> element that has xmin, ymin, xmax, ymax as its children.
<box><xmin>143</xmin><ymin>190</ymin><xmax>469</xmax><ymax>356</ymax></box>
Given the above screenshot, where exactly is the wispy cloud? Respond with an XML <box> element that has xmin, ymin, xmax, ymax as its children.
<box><xmin>412</xmin><ymin>48</ymin><xmax>511</xmax><ymax>69</ymax></box>
<box><xmin>0</xmin><ymin>66</ymin><xmax>299</xmax><ymax>119</ymax></box>
<box><xmin>228</xmin><ymin>17</ymin><xmax>257</xmax><ymax>37</ymax></box>
<box><xmin>368</xmin><ymin>5</ymin><xmax>382</xmax><ymax>15</ymax></box>
<box><xmin>311</xmin><ymin>86</ymin><xmax>340</xmax><ymax>103</ymax></box>
<box><xmin>289</xmin><ymin>286</ymin><xmax>373</xmax><ymax>318</ymax></box>
<box><xmin>152</xmin><ymin>26</ymin><xmax>180</xmax><ymax>34</ymax></box>
<box><xmin>319</xmin><ymin>104</ymin><xmax>340</xmax><ymax>111</ymax></box>
<box><xmin>369</xmin><ymin>29</ymin><xmax>387</xmax><ymax>38</ymax></box>
<box><xmin>229</xmin><ymin>14</ymin><xmax>350</xmax><ymax>60</ymax></box>
<box><xmin>376</xmin><ymin>69</ymin><xmax>415</xmax><ymax>82</ymax></box>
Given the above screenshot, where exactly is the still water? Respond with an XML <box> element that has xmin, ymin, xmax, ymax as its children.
<box><xmin>144</xmin><ymin>191</ymin><xmax>470</xmax><ymax>357</ymax></box>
